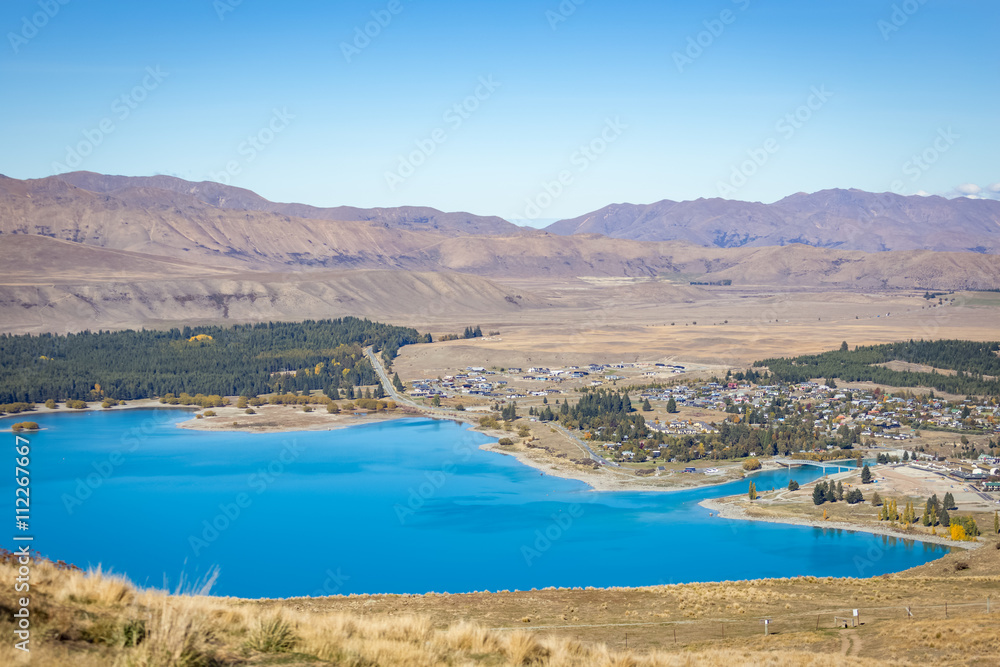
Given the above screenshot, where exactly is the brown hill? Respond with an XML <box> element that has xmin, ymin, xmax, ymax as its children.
<box><xmin>52</xmin><ymin>171</ymin><xmax>524</xmax><ymax>237</ymax></box>
<box><xmin>546</xmin><ymin>189</ymin><xmax>1000</xmax><ymax>253</ymax></box>
<box><xmin>3</xmin><ymin>173</ymin><xmax>1000</xmax><ymax>291</ymax></box>
<box><xmin>0</xmin><ymin>239</ymin><xmax>535</xmax><ymax>334</ymax></box>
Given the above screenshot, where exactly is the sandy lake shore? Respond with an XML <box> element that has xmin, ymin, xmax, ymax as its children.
<box><xmin>699</xmin><ymin>496</ymin><xmax>981</xmax><ymax>550</ymax></box>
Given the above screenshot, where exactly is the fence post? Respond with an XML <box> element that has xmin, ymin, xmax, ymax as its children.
<box><xmin>945</xmin><ymin>603</ymin><xmax>948</xmax><ymax>619</ymax></box>
<box><xmin>673</xmin><ymin>627</ymin><xmax>677</xmax><ymax>644</ymax></box>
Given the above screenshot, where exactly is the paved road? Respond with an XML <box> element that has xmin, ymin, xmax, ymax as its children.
<box><xmin>364</xmin><ymin>346</ymin><xmax>469</xmax><ymax>421</ymax></box>
<box><xmin>364</xmin><ymin>346</ymin><xmax>408</xmax><ymax>404</ymax></box>
<box><xmin>365</xmin><ymin>346</ymin><xmax>640</xmax><ymax>479</ymax></box>
<box><xmin>550</xmin><ymin>423</ymin><xmax>617</xmax><ymax>468</ymax></box>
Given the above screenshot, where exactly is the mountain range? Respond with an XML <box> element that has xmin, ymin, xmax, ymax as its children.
<box><xmin>545</xmin><ymin>189</ymin><xmax>1000</xmax><ymax>253</ymax></box>
<box><xmin>3</xmin><ymin>172</ymin><xmax>1000</xmax><ymax>333</ymax></box>
<box><xmin>50</xmin><ymin>171</ymin><xmax>524</xmax><ymax>237</ymax></box>
<box><xmin>0</xmin><ymin>172</ymin><xmax>996</xmax><ymax>282</ymax></box>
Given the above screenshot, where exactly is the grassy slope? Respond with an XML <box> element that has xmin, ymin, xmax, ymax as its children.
<box><xmin>3</xmin><ymin>542</ymin><xmax>1000</xmax><ymax>666</ymax></box>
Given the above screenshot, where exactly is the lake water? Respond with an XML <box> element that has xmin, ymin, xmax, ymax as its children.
<box><xmin>16</xmin><ymin>410</ymin><xmax>949</xmax><ymax>598</ymax></box>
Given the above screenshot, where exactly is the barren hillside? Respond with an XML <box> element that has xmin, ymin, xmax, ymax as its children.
<box><xmin>4</xmin><ymin>173</ymin><xmax>1000</xmax><ymax>335</ymax></box>
<box><xmin>547</xmin><ymin>189</ymin><xmax>1000</xmax><ymax>253</ymax></box>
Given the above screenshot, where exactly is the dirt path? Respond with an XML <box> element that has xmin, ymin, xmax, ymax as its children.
<box><xmin>841</xmin><ymin>629</ymin><xmax>862</xmax><ymax>657</ymax></box>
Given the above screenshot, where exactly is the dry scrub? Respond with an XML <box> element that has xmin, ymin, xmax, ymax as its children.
<box><xmin>3</xmin><ymin>550</ymin><xmax>999</xmax><ymax>666</ymax></box>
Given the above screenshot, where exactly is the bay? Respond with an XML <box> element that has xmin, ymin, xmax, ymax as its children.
<box><xmin>15</xmin><ymin>410</ymin><xmax>948</xmax><ymax>598</ymax></box>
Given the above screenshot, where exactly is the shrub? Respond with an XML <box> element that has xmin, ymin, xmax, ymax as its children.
<box><xmin>787</xmin><ymin>480</ymin><xmax>799</xmax><ymax>491</ymax></box>
<box><xmin>245</xmin><ymin>408</ymin><xmax>256</xmax><ymax>415</ymax></box>
<box><xmin>952</xmin><ymin>515</ymin><xmax>980</xmax><ymax>538</ymax></box>
<box><xmin>81</xmin><ymin>617</ymin><xmax>147</xmax><ymax>647</ymax></box>
<box><xmin>497</xmin><ymin>438</ymin><xmax>514</xmax><ymax>446</ymax></box>
<box><xmin>954</xmin><ymin>561</ymin><xmax>970</xmax><ymax>571</ymax></box>
<box><xmin>0</xmin><ymin>402</ymin><xmax>35</xmax><ymax>414</ymax></box>
<box><xmin>742</xmin><ymin>457</ymin><xmax>762</xmax><ymax>471</ymax></box>
<box><xmin>125</xmin><ymin>599</ymin><xmax>214</xmax><ymax>667</ymax></box>
<box><xmin>44</xmin><ymin>399</ymin><xmax>57</xmax><ymax>409</ymax></box>
<box><xmin>11</xmin><ymin>422</ymin><xmax>40</xmax><ymax>432</ymax></box>
<box><xmin>203</xmin><ymin>410</ymin><xmax>216</xmax><ymax>417</ymax></box>
<box><xmin>244</xmin><ymin>612</ymin><xmax>297</xmax><ymax>653</ymax></box>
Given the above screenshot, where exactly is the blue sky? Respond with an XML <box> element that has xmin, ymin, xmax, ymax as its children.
<box><xmin>1</xmin><ymin>0</ymin><xmax>997</xmax><ymax>222</ymax></box>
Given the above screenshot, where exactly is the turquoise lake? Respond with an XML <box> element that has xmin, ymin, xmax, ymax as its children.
<box><xmin>14</xmin><ymin>410</ymin><xmax>949</xmax><ymax>598</ymax></box>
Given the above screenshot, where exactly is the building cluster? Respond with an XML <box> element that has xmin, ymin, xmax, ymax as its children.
<box><xmin>410</xmin><ymin>366</ymin><xmax>998</xmax><ymax>439</ymax></box>
<box><xmin>407</xmin><ymin>362</ymin><xmax>687</xmax><ymax>401</ymax></box>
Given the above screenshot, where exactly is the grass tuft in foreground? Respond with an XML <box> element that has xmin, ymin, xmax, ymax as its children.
<box><xmin>3</xmin><ymin>546</ymin><xmax>1000</xmax><ymax>665</ymax></box>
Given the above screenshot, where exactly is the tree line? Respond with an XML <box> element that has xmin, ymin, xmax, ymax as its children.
<box><xmin>529</xmin><ymin>389</ymin><xmax>649</xmax><ymax>443</ymax></box>
<box><xmin>0</xmin><ymin>318</ymin><xmax>423</xmax><ymax>403</ymax></box>
<box><xmin>755</xmin><ymin>339</ymin><xmax>1000</xmax><ymax>396</ymax></box>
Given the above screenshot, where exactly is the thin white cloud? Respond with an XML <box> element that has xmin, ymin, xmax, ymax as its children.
<box><xmin>955</xmin><ymin>183</ymin><xmax>981</xmax><ymax>195</ymax></box>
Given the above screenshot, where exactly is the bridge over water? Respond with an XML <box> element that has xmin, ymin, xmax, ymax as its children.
<box><xmin>774</xmin><ymin>458</ymin><xmax>875</xmax><ymax>475</ymax></box>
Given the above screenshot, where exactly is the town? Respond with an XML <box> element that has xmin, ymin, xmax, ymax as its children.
<box><xmin>401</xmin><ymin>358</ymin><xmax>1000</xmax><ymax>498</ymax></box>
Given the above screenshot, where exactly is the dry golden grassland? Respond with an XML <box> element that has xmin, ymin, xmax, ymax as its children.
<box><xmin>4</xmin><ymin>542</ymin><xmax>1000</xmax><ymax>666</ymax></box>
<box><xmin>395</xmin><ymin>288</ymin><xmax>1000</xmax><ymax>371</ymax></box>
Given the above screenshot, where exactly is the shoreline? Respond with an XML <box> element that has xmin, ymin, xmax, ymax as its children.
<box><xmin>16</xmin><ymin>404</ymin><xmax>974</xmax><ymax>595</ymax></box>
<box><xmin>699</xmin><ymin>497</ymin><xmax>981</xmax><ymax>550</ymax></box>
<box><xmin>0</xmin><ymin>399</ymin><xmax>194</xmax><ymax>418</ymax></box>
<box><xmin>9</xmin><ymin>400</ymin><xmax>765</xmax><ymax>494</ymax></box>
<box><xmin>479</xmin><ymin>440</ymin><xmax>762</xmax><ymax>493</ymax></box>
<box><xmin>3</xmin><ymin>400</ymin><xmax>815</xmax><ymax>495</ymax></box>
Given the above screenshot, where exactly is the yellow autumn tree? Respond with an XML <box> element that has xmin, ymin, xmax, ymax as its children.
<box><xmin>950</xmin><ymin>524</ymin><xmax>967</xmax><ymax>541</ymax></box>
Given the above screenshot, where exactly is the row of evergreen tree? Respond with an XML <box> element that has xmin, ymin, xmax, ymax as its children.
<box><xmin>525</xmin><ymin>390</ymin><xmax>648</xmax><ymax>443</ymax></box>
<box><xmin>755</xmin><ymin>339</ymin><xmax>1000</xmax><ymax>396</ymax></box>
<box><xmin>812</xmin><ymin>480</ymin><xmax>864</xmax><ymax>505</ymax></box>
<box><xmin>0</xmin><ymin>318</ymin><xmax>422</xmax><ymax>402</ymax></box>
